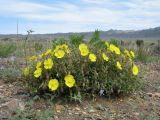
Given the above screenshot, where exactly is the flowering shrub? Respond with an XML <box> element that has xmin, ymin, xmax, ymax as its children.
<box><xmin>23</xmin><ymin>41</ymin><xmax>142</xmax><ymax>100</ymax></box>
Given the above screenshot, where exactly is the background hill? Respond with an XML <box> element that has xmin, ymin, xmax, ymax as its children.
<box><xmin>1</xmin><ymin>27</ymin><xmax>160</xmax><ymax>41</ymax></box>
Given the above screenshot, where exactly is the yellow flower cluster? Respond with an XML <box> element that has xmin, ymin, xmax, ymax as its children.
<box><xmin>24</xmin><ymin>42</ymin><xmax>139</xmax><ymax>95</ymax></box>
<box><xmin>47</xmin><ymin>74</ymin><xmax>76</xmax><ymax>91</ymax></box>
<box><xmin>53</xmin><ymin>44</ymin><xmax>70</xmax><ymax>58</ymax></box>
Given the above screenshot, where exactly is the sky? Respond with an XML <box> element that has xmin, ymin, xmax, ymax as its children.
<box><xmin>0</xmin><ymin>0</ymin><xmax>160</xmax><ymax>34</ymax></box>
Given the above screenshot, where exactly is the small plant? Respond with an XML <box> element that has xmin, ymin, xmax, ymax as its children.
<box><xmin>0</xmin><ymin>68</ymin><xmax>21</xmax><ymax>82</ymax></box>
<box><xmin>0</xmin><ymin>43</ymin><xmax>16</xmax><ymax>58</ymax></box>
<box><xmin>90</xmin><ymin>30</ymin><xmax>106</xmax><ymax>49</ymax></box>
<box><xmin>136</xmin><ymin>49</ymin><xmax>149</xmax><ymax>62</ymax></box>
<box><xmin>52</xmin><ymin>38</ymin><xmax>65</xmax><ymax>48</ymax></box>
<box><xmin>109</xmin><ymin>39</ymin><xmax>120</xmax><ymax>46</ymax></box>
<box><xmin>136</xmin><ymin>40</ymin><xmax>144</xmax><ymax>48</ymax></box>
<box><xmin>23</xmin><ymin>36</ymin><xmax>142</xmax><ymax>101</ymax></box>
<box><xmin>69</xmin><ymin>34</ymin><xmax>84</xmax><ymax>47</ymax></box>
<box><xmin>34</xmin><ymin>42</ymin><xmax>43</xmax><ymax>52</ymax></box>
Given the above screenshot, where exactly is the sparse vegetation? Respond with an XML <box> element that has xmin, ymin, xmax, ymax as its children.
<box><xmin>0</xmin><ymin>31</ymin><xmax>160</xmax><ymax>119</ymax></box>
<box><xmin>0</xmin><ymin>43</ymin><xmax>16</xmax><ymax>58</ymax></box>
<box><xmin>69</xmin><ymin>34</ymin><xmax>84</xmax><ymax>46</ymax></box>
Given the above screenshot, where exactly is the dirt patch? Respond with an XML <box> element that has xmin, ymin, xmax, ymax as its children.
<box><xmin>0</xmin><ymin>61</ymin><xmax>160</xmax><ymax>120</ymax></box>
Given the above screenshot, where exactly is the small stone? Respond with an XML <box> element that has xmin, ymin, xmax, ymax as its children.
<box><xmin>147</xmin><ymin>93</ymin><xmax>153</xmax><ymax>97</ymax></box>
<box><xmin>0</xmin><ymin>111</ymin><xmax>9</xmax><ymax>119</ymax></box>
<box><xmin>75</xmin><ymin>112</ymin><xmax>79</xmax><ymax>115</ymax></box>
<box><xmin>134</xmin><ymin>112</ymin><xmax>140</xmax><ymax>116</ymax></box>
<box><xmin>75</xmin><ymin>107</ymin><xmax>80</xmax><ymax>111</ymax></box>
<box><xmin>0</xmin><ymin>99</ymin><xmax>25</xmax><ymax>112</ymax></box>
<box><xmin>89</xmin><ymin>108</ymin><xmax>95</xmax><ymax>113</ymax></box>
<box><xmin>154</xmin><ymin>93</ymin><xmax>160</xmax><ymax>98</ymax></box>
<box><xmin>69</xmin><ymin>112</ymin><xmax>72</xmax><ymax>115</ymax></box>
<box><xmin>82</xmin><ymin>111</ymin><xmax>87</xmax><ymax>115</ymax></box>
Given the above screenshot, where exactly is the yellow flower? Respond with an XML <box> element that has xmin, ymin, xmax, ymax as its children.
<box><xmin>61</xmin><ymin>44</ymin><xmax>68</xmax><ymax>49</ymax></box>
<box><xmin>114</xmin><ymin>47</ymin><xmax>120</xmax><ymax>55</ymax></box>
<box><xmin>48</xmin><ymin>79</ymin><xmax>59</xmax><ymax>91</ymax></box>
<box><xmin>121</xmin><ymin>53</ymin><xmax>126</xmax><ymax>59</ymax></box>
<box><xmin>29</xmin><ymin>55</ymin><xmax>36</xmax><ymax>62</ymax></box>
<box><xmin>34</xmin><ymin>68</ymin><xmax>42</xmax><ymax>78</ymax></box>
<box><xmin>102</xmin><ymin>53</ymin><xmax>109</xmax><ymax>61</ymax></box>
<box><xmin>109</xmin><ymin>44</ymin><xmax>115</xmax><ymax>52</ymax></box>
<box><xmin>124</xmin><ymin>49</ymin><xmax>131</xmax><ymax>58</ymax></box>
<box><xmin>23</xmin><ymin>67</ymin><xmax>29</xmax><ymax>76</ymax></box>
<box><xmin>109</xmin><ymin>44</ymin><xmax>120</xmax><ymax>55</ymax></box>
<box><xmin>80</xmin><ymin>49</ymin><xmax>89</xmax><ymax>56</ymax></box>
<box><xmin>39</xmin><ymin>53</ymin><xmax>44</xmax><ymax>59</ymax></box>
<box><xmin>89</xmin><ymin>53</ymin><xmax>97</xmax><ymax>62</ymax></box>
<box><xmin>64</xmin><ymin>74</ymin><xmax>75</xmax><ymax>88</ymax></box>
<box><xmin>66</xmin><ymin>48</ymin><xmax>70</xmax><ymax>54</ymax></box>
<box><xmin>79</xmin><ymin>43</ymin><xmax>88</xmax><ymax>50</ymax></box>
<box><xmin>54</xmin><ymin>49</ymin><xmax>65</xmax><ymax>58</ymax></box>
<box><xmin>45</xmin><ymin>49</ymin><xmax>52</xmax><ymax>56</ymax></box>
<box><xmin>105</xmin><ymin>41</ymin><xmax>109</xmax><ymax>48</ymax></box>
<box><xmin>62</xmin><ymin>44</ymin><xmax>70</xmax><ymax>53</ymax></box>
<box><xmin>44</xmin><ymin>58</ymin><xmax>53</xmax><ymax>69</ymax></box>
<box><xmin>55</xmin><ymin>45</ymin><xmax>62</xmax><ymax>50</ymax></box>
<box><xmin>132</xmin><ymin>64</ymin><xmax>139</xmax><ymax>76</ymax></box>
<box><xmin>36</xmin><ymin>61</ymin><xmax>42</xmax><ymax>69</ymax></box>
<box><xmin>79</xmin><ymin>43</ymin><xmax>89</xmax><ymax>56</ymax></box>
<box><xmin>130</xmin><ymin>51</ymin><xmax>135</xmax><ymax>58</ymax></box>
<box><xmin>116</xmin><ymin>61</ymin><xmax>122</xmax><ymax>70</ymax></box>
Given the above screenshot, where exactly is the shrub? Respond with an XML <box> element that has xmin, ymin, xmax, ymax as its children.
<box><xmin>34</xmin><ymin>42</ymin><xmax>43</xmax><ymax>52</ymax></box>
<box><xmin>89</xmin><ymin>30</ymin><xmax>106</xmax><ymax>49</ymax></box>
<box><xmin>52</xmin><ymin>38</ymin><xmax>65</xmax><ymax>48</ymax></box>
<box><xmin>136</xmin><ymin>48</ymin><xmax>149</xmax><ymax>62</ymax></box>
<box><xmin>69</xmin><ymin>34</ymin><xmax>84</xmax><ymax>47</ymax></box>
<box><xmin>0</xmin><ymin>43</ymin><xmax>17</xmax><ymax>58</ymax></box>
<box><xmin>136</xmin><ymin>40</ymin><xmax>144</xmax><ymax>48</ymax></box>
<box><xmin>109</xmin><ymin>39</ymin><xmax>120</xmax><ymax>46</ymax></box>
<box><xmin>23</xmin><ymin>39</ymin><xmax>142</xmax><ymax>101</ymax></box>
<box><xmin>0</xmin><ymin>68</ymin><xmax>21</xmax><ymax>82</ymax></box>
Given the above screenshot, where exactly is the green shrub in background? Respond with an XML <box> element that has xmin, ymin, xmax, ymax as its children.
<box><xmin>0</xmin><ymin>43</ymin><xmax>17</xmax><ymax>58</ymax></box>
<box><xmin>136</xmin><ymin>48</ymin><xmax>149</xmax><ymax>62</ymax></box>
<box><xmin>155</xmin><ymin>40</ymin><xmax>160</xmax><ymax>53</ymax></box>
<box><xmin>52</xmin><ymin>38</ymin><xmax>65</xmax><ymax>48</ymax></box>
<box><xmin>69</xmin><ymin>34</ymin><xmax>84</xmax><ymax>47</ymax></box>
<box><xmin>23</xmin><ymin>37</ymin><xmax>142</xmax><ymax>101</ymax></box>
<box><xmin>34</xmin><ymin>42</ymin><xmax>43</xmax><ymax>52</ymax></box>
<box><xmin>89</xmin><ymin>30</ymin><xmax>106</xmax><ymax>49</ymax></box>
<box><xmin>109</xmin><ymin>39</ymin><xmax>120</xmax><ymax>46</ymax></box>
<box><xmin>136</xmin><ymin>40</ymin><xmax>144</xmax><ymax>48</ymax></box>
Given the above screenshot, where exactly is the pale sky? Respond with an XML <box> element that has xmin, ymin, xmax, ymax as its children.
<box><xmin>0</xmin><ymin>0</ymin><xmax>160</xmax><ymax>34</ymax></box>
